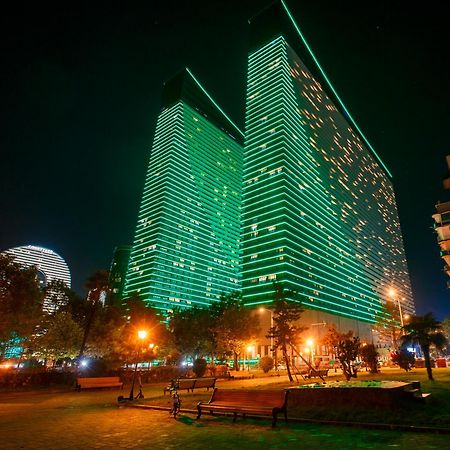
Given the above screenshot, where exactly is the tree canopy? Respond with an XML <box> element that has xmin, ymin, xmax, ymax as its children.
<box><xmin>0</xmin><ymin>254</ymin><xmax>44</xmax><ymax>359</ymax></box>
<box><xmin>266</xmin><ymin>282</ymin><xmax>305</xmax><ymax>381</ymax></box>
<box><xmin>401</xmin><ymin>313</ymin><xmax>447</xmax><ymax>380</ymax></box>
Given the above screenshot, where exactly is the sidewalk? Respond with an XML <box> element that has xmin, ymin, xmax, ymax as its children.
<box><xmin>1</xmin><ymin>369</ymin><xmax>449</xmax><ymax>449</ymax></box>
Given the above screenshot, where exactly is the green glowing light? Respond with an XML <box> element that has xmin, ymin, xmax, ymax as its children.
<box><xmin>241</xmin><ymin>21</ymin><xmax>414</xmax><ymax>322</ymax></box>
<box><xmin>124</xmin><ymin>96</ymin><xmax>242</xmax><ymax>312</ymax></box>
<box><xmin>280</xmin><ymin>0</ymin><xmax>392</xmax><ymax>178</ymax></box>
<box><xmin>186</xmin><ymin>68</ymin><xmax>244</xmax><ymax>139</ymax></box>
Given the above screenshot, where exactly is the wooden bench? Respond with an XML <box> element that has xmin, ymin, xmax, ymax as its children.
<box><xmin>197</xmin><ymin>388</ymin><xmax>289</xmax><ymax>427</ymax></box>
<box><xmin>76</xmin><ymin>377</ymin><xmax>123</xmax><ymax>391</ymax></box>
<box><xmin>307</xmin><ymin>369</ymin><xmax>329</xmax><ymax>379</ymax></box>
<box><xmin>163</xmin><ymin>377</ymin><xmax>216</xmax><ymax>395</ymax></box>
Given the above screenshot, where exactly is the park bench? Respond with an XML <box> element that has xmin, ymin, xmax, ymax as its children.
<box><xmin>296</xmin><ymin>367</ymin><xmax>328</xmax><ymax>380</ymax></box>
<box><xmin>76</xmin><ymin>376</ymin><xmax>123</xmax><ymax>391</ymax></box>
<box><xmin>197</xmin><ymin>388</ymin><xmax>289</xmax><ymax>427</ymax></box>
<box><xmin>307</xmin><ymin>368</ymin><xmax>329</xmax><ymax>379</ymax></box>
<box><xmin>163</xmin><ymin>377</ymin><xmax>216</xmax><ymax>395</ymax></box>
<box><xmin>227</xmin><ymin>370</ymin><xmax>255</xmax><ymax>380</ymax></box>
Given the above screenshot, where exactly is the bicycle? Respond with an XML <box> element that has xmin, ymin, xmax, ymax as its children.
<box><xmin>169</xmin><ymin>385</ymin><xmax>182</xmax><ymax>418</ymax></box>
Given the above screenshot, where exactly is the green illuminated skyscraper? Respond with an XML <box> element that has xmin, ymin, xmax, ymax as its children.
<box><xmin>123</xmin><ymin>69</ymin><xmax>243</xmax><ymax>313</ymax></box>
<box><xmin>242</xmin><ymin>1</ymin><xmax>414</xmax><ymax>323</ymax></box>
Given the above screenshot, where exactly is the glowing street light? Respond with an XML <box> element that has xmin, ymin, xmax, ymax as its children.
<box><xmin>388</xmin><ymin>288</ymin><xmax>404</xmax><ymax>328</ymax></box>
<box><xmin>129</xmin><ymin>329</ymin><xmax>148</xmax><ymax>401</ymax></box>
<box><xmin>138</xmin><ymin>330</ymin><xmax>148</xmax><ymax>340</ymax></box>
<box><xmin>305</xmin><ymin>338</ymin><xmax>314</xmax><ymax>365</ymax></box>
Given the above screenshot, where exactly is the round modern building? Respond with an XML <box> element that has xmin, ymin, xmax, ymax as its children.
<box><xmin>2</xmin><ymin>245</ymin><xmax>71</xmax><ymax>312</ymax></box>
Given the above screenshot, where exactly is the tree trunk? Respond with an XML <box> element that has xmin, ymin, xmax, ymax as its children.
<box><xmin>234</xmin><ymin>351</ymin><xmax>240</xmax><ymax>371</ymax></box>
<box><xmin>282</xmin><ymin>345</ymin><xmax>293</xmax><ymax>382</ymax></box>
<box><xmin>392</xmin><ymin>327</ymin><xmax>398</xmax><ymax>349</ymax></box>
<box><xmin>422</xmin><ymin>344</ymin><xmax>434</xmax><ymax>381</ymax></box>
<box><xmin>78</xmin><ymin>301</ymin><xmax>97</xmax><ymax>359</ymax></box>
<box><xmin>342</xmin><ymin>361</ymin><xmax>351</xmax><ymax>381</ymax></box>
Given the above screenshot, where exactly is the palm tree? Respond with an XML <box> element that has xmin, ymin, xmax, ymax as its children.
<box><xmin>400</xmin><ymin>313</ymin><xmax>447</xmax><ymax>381</ymax></box>
<box><xmin>78</xmin><ymin>270</ymin><xmax>110</xmax><ymax>358</ymax></box>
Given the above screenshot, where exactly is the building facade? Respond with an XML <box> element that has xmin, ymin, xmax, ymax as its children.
<box><xmin>109</xmin><ymin>245</ymin><xmax>131</xmax><ymax>303</ymax></box>
<box><xmin>241</xmin><ymin>1</ymin><xmax>414</xmax><ymax>330</ymax></box>
<box><xmin>123</xmin><ymin>69</ymin><xmax>243</xmax><ymax>313</ymax></box>
<box><xmin>2</xmin><ymin>245</ymin><xmax>71</xmax><ymax>313</ymax></box>
<box><xmin>432</xmin><ymin>156</ymin><xmax>450</xmax><ymax>289</ymax></box>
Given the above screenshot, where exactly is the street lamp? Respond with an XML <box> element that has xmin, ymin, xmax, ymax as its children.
<box><xmin>246</xmin><ymin>345</ymin><xmax>255</xmax><ymax>371</ymax></box>
<box><xmin>259</xmin><ymin>307</ymin><xmax>275</xmax><ymax>366</ymax></box>
<box><xmin>306</xmin><ymin>338</ymin><xmax>314</xmax><ymax>366</ymax></box>
<box><xmin>129</xmin><ymin>329</ymin><xmax>148</xmax><ymax>401</ymax></box>
<box><xmin>389</xmin><ymin>288</ymin><xmax>404</xmax><ymax>328</ymax></box>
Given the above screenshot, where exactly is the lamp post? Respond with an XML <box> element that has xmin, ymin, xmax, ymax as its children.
<box><xmin>259</xmin><ymin>307</ymin><xmax>275</xmax><ymax>366</ymax></box>
<box><xmin>129</xmin><ymin>329</ymin><xmax>148</xmax><ymax>401</ymax></box>
<box><xmin>389</xmin><ymin>288</ymin><xmax>404</xmax><ymax>328</ymax></box>
<box><xmin>306</xmin><ymin>338</ymin><xmax>314</xmax><ymax>366</ymax></box>
<box><xmin>247</xmin><ymin>345</ymin><xmax>255</xmax><ymax>372</ymax></box>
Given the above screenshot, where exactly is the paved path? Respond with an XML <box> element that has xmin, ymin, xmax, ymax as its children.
<box><xmin>0</xmin><ymin>385</ymin><xmax>448</xmax><ymax>449</ymax></box>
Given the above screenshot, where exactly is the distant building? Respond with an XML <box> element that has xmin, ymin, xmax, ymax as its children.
<box><xmin>109</xmin><ymin>245</ymin><xmax>131</xmax><ymax>303</ymax></box>
<box><xmin>242</xmin><ymin>0</ymin><xmax>414</xmax><ymax>343</ymax></box>
<box><xmin>2</xmin><ymin>245</ymin><xmax>71</xmax><ymax>313</ymax></box>
<box><xmin>432</xmin><ymin>156</ymin><xmax>450</xmax><ymax>289</ymax></box>
<box><xmin>123</xmin><ymin>68</ymin><xmax>243</xmax><ymax>313</ymax></box>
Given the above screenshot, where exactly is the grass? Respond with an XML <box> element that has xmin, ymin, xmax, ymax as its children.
<box><xmin>139</xmin><ymin>367</ymin><xmax>450</xmax><ymax>429</ymax></box>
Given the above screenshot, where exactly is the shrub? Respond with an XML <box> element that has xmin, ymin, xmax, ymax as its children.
<box><xmin>391</xmin><ymin>349</ymin><xmax>415</xmax><ymax>372</ymax></box>
<box><xmin>336</xmin><ymin>337</ymin><xmax>361</xmax><ymax>381</ymax></box>
<box><xmin>359</xmin><ymin>344</ymin><xmax>379</xmax><ymax>373</ymax></box>
<box><xmin>259</xmin><ymin>356</ymin><xmax>274</xmax><ymax>373</ymax></box>
<box><xmin>193</xmin><ymin>358</ymin><xmax>207</xmax><ymax>377</ymax></box>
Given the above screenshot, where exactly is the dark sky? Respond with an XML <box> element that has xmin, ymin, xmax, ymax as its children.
<box><xmin>1</xmin><ymin>1</ymin><xmax>449</xmax><ymax>318</ymax></box>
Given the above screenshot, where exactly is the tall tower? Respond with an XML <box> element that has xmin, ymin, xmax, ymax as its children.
<box><xmin>242</xmin><ymin>1</ymin><xmax>414</xmax><ymax>324</ymax></box>
<box><xmin>109</xmin><ymin>245</ymin><xmax>131</xmax><ymax>304</ymax></box>
<box><xmin>123</xmin><ymin>69</ymin><xmax>243</xmax><ymax>313</ymax></box>
<box><xmin>2</xmin><ymin>245</ymin><xmax>71</xmax><ymax>313</ymax></box>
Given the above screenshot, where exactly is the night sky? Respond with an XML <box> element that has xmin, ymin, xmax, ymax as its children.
<box><xmin>1</xmin><ymin>1</ymin><xmax>449</xmax><ymax>318</ymax></box>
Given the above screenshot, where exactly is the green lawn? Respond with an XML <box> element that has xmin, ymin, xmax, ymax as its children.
<box><xmin>139</xmin><ymin>367</ymin><xmax>450</xmax><ymax>429</ymax></box>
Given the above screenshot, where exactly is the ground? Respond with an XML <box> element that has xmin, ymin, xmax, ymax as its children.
<box><xmin>0</xmin><ymin>368</ymin><xmax>449</xmax><ymax>449</ymax></box>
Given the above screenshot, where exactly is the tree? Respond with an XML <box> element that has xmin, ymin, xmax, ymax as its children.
<box><xmin>193</xmin><ymin>358</ymin><xmax>207</xmax><ymax>377</ymax></box>
<box><xmin>266</xmin><ymin>282</ymin><xmax>305</xmax><ymax>382</ymax></box>
<box><xmin>359</xmin><ymin>344</ymin><xmax>379</xmax><ymax>373</ymax></box>
<box><xmin>259</xmin><ymin>356</ymin><xmax>274</xmax><ymax>373</ymax></box>
<box><xmin>323</xmin><ymin>325</ymin><xmax>360</xmax><ymax>381</ymax></box>
<box><xmin>44</xmin><ymin>280</ymin><xmax>90</xmax><ymax>322</ymax></box>
<box><xmin>169</xmin><ymin>306</ymin><xmax>213</xmax><ymax>361</ymax></box>
<box><xmin>44</xmin><ymin>280</ymin><xmax>72</xmax><ymax>312</ymax></box>
<box><xmin>213</xmin><ymin>292</ymin><xmax>259</xmax><ymax>371</ymax></box>
<box><xmin>321</xmin><ymin>325</ymin><xmax>353</xmax><ymax>356</ymax></box>
<box><xmin>0</xmin><ymin>254</ymin><xmax>44</xmax><ymax>360</ymax></box>
<box><xmin>31</xmin><ymin>311</ymin><xmax>83</xmax><ymax>363</ymax></box>
<box><xmin>86</xmin><ymin>295</ymin><xmax>168</xmax><ymax>369</ymax></box>
<box><xmin>400</xmin><ymin>313</ymin><xmax>447</xmax><ymax>381</ymax></box>
<box><xmin>373</xmin><ymin>300</ymin><xmax>401</xmax><ymax>349</ymax></box>
<box><xmin>441</xmin><ymin>315</ymin><xmax>450</xmax><ymax>353</ymax></box>
<box><xmin>78</xmin><ymin>270</ymin><xmax>110</xmax><ymax>358</ymax></box>
<box><xmin>336</xmin><ymin>336</ymin><xmax>361</xmax><ymax>381</ymax></box>
<box><xmin>391</xmin><ymin>348</ymin><xmax>415</xmax><ymax>372</ymax></box>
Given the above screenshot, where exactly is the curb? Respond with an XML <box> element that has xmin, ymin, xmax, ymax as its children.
<box><xmin>119</xmin><ymin>402</ymin><xmax>450</xmax><ymax>434</ymax></box>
